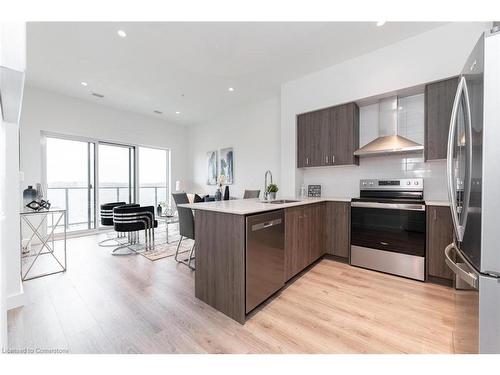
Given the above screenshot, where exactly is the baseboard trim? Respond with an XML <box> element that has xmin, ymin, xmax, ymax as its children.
<box><xmin>323</xmin><ymin>254</ymin><xmax>349</xmax><ymax>264</ymax></box>
<box><xmin>426</xmin><ymin>275</ymin><xmax>454</xmax><ymax>288</ymax></box>
<box><xmin>6</xmin><ymin>282</ymin><xmax>25</xmax><ymax>310</ymax></box>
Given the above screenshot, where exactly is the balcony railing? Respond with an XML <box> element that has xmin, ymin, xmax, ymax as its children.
<box><xmin>47</xmin><ymin>185</ymin><xmax>168</xmax><ymax>231</ymax></box>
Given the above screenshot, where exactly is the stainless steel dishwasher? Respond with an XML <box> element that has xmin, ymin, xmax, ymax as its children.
<box><xmin>245</xmin><ymin>209</ymin><xmax>285</xmax><ymax>314</ymax></box>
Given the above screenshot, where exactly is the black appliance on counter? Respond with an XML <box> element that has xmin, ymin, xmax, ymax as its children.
<box><xmin>350</xmin><ymin>178</ymin><xmax>426</xmax><ymax>281</ymax></box>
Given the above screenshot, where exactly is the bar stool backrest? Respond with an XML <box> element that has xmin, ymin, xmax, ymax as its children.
<box><xmin>100</xmin><ymin>201</ymin><xmax>127</xmax><ymax>226</ymax></box>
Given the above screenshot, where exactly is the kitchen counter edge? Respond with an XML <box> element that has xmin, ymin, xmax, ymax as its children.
<box><xmin>177</xmin><ymin>197</ymin><xmax>351</xmax><ymax>215</ymax></box>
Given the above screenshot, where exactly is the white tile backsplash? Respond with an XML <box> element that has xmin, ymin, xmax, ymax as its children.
<box><xmin>302</xmin><ymin>93</ymin><xmax>447</xmax><ymax>201</ymax></box>
<box><xmin>359</xmin><ymin>103</ymin><xmax>379</xmax><ymax>147</ymax></box>
<box><xmin>302</xmin><ymin>156</ymin><xmax>447</xmax><ymax>200</ymax></box>
<box><xmin>397</xmin><ymin>94</ymin><xmax>424</xmax><ymax>143</ymax></box>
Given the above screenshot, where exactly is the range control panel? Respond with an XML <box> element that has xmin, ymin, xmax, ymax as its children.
<box><xmin>360</xmin><ymin>178</ymin><xmax>423</xmax><ymax>191</ymax></box>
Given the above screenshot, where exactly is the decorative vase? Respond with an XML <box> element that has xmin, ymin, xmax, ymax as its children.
<box><xmin>223</xmin><ymin>186</ymin><xmax>230</xmax><ymax>200</ymax></box>
<box><xmin>23</xmin><ymin>186</ymin><xmax>37</xmax><ymax>207</ymax></box>
<box><xmin>215</xmin><ymin>188</ymin><xmax>222</xmax><ymax>201</ymax></box>
<box><xmin>157</xmin><ymin>204</ymin><xmax>163</xmax><ymax>217</ymax></box>
<box><xmin>35</xmin><ymin>183</ymin><xmax>44</xmax><ymax>200</ymax></box>
<box><xmin>268</xmin><ymin>192</ymin><xmax>276</xmax><ymax>200</ymax></box>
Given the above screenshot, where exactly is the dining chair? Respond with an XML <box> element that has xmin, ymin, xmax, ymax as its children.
<box><xmin>243</xmin><ymin>190</ymin><xmax>261</xmax><ymax>199</ymax></box>
<box><xmin>172</xmin><ymin>193</ymin><xmax>196</xmax><ymax>269</ymax></box>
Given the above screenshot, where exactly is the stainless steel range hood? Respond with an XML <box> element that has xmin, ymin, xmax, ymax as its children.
<box><xmin>354</xmin><ymin>96</ymin><xmax>423</xmax><ymax>157</ymax></box>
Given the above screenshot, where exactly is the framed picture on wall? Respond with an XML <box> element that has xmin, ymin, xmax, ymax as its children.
<box><xmin>220</xmin><ymin>147</ymin><xmax>234</xmax><ymax>185</ymax></box>
<box><xmin>207</xmin><ymin>150</ymin><xmax>218</xmax><ymax>185</ymax></box>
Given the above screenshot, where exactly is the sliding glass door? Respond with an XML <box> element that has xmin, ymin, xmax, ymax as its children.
<box><xmin>46</xmin><ymin>137</ymin><xmax>95</xmax><ymax>232</ymax></box>
<box><xmin>138</xmin><ymin>146</ymin><xmax>169</xmax><ymax>208</ymax></box>
<box><xmin>44</xmin><ymin>134</ymin><xmax>169</xmax><ymax>235</ymax></box>
<box><xmin>97</xmin><ymin>143</ymin><xmax>135</xmax><ymax>225</ymax></box>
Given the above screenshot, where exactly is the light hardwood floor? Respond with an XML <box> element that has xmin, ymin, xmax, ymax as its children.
<box><xmin>8</xmin><ymin>234</ymin><xmax>459</xmax><ymax>354</ymax></box>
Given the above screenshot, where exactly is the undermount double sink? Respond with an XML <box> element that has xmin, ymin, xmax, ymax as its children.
<box><xmin>261</xmin><ymin>199</ymin><xmax>299</xmax><ymax>204</ymax></box>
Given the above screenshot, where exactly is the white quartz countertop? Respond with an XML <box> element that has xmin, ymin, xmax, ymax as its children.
<box><xmin>177</xmin><ymin>197</ymin><xmax>351</xmax><ymax>215</ymax></box>
<box><xmin>425</xmin><ymin>200</ymin><xmax>450</xmax><ymax>207</ymax></box>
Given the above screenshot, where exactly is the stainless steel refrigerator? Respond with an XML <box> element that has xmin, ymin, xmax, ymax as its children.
<box><xmin>445</xmin><ymin>26</ymin><xmax>500</xmax><ymax>354</ymax></box>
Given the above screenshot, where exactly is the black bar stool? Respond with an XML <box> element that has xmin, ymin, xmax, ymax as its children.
<box><xmin>112</xmin><ymin>205</ymin><xmax>158</xmax><ymax>255</ymax></box>
<box><xmin>98</xmin><ymin>202</ymin><xmax>127</xmax><ymax>247</ymax></box>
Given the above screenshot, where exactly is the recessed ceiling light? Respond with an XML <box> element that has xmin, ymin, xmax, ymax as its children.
<box><xmin>376</xmin><ymin>21</ymin><xmax>386</xmax><ymax>27</ymax></box>
<box><xmin>228</xmin><ymin>87</ymin><xmax>235</xmax><ymax>92</ymax></box>
<box><xmin>80</xmin><ymin>81</ymin><xmax>88</xmax><ymax>86</ymax></box>
<box><xmin>175</xmin><ymin>111</ymin><xmax>181</xmax><ymax>115</ymax></box>
<box><xmin>117</xmin><ymin>30</ymin><xmax>127</xmax><ymax>38</ymax></box>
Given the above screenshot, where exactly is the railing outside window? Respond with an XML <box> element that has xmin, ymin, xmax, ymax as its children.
<box><xmin>47</xmin><ymin>185</ymin><xmax>167</xmax><ymax>232</ymax></box>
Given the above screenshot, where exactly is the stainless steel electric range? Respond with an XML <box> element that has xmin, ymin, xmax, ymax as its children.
<box><xmin>350</xmin><ymin>178</ymin><xmax>425</xmax><ymax>281</ymax></box>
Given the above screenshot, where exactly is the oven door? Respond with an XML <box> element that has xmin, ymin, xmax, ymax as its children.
<box><xmin>350</xmin><ymin>202</ymin><xmax>426</xmax><ymax>257</ymax></box>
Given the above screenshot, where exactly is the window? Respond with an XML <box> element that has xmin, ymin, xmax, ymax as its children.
<box><xmin>44</xmin><ymin>133</ymin><xmax>170</xmax><ymax>234</ymax></box>
<box><xmin>138</xmin><ymin>147</ymin><xmax>169</xmax><ymax>208</ymax></box>
<box><xmin>46</xmin><ymin>137</ymin><xmax>95</xmax><ymax>232</ymax></box>
<box><xmin>97</xmin><ymin>143</ymin><xmax>135</xmax><ymax>221</ymax></box>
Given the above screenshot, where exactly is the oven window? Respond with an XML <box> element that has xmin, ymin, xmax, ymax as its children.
<box><xmin>351</xmin><ymin>207</ymin><xmax>426</xmax><ymax>256</ymax></box>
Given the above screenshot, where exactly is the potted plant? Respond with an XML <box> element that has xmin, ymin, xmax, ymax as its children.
<box><xmin>266</xmin><ymin>183</ymin><xmax>279</xmax><ymax>200</ymax></box>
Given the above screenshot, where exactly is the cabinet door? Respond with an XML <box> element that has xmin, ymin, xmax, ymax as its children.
<box><xmin>284</xmin><ymin>206</ymin><xmax>309</xmax><ymax>280</ymax></box>
<box><xmin>318</xmin><ymin>109</ymin><xmax>332</xmax><ymax>166</ymax></box>
<box><xmin>325</xmin><ymin>201</ymin><xmax>350</xmax><ymax>258</ymax></box>
<box><xmin>426</xmin><ymin>205</ymin><xmax>455</xmax><ymax>281</ymax></box>
<box><xmin>330</xmin><ymin>103</ymin><xmax>359</xmax><ymax>166</ymax></box>
<box><xmin>297</xmin><ymin>113</ymin><xmax>312</xmax><ymax>168</ymax></box>
<box><xmin>425</xmin><ymin>76</ymin><xmax>459</xmax><ymax>161</ymax></box>
<box><xmin>306</xmin><ymin>203</ymin><xmax>326</xmax><ymax>263</ymax></box>
<box><xmin>305</xmin><ymin>109</ymin><xmax>330</xmax><ymax>167</ymax></box>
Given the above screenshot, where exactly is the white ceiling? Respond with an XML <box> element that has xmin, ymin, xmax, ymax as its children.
<box><xmin>26</xmin><ymin>22</ymin><xmax>446</xmax><ymax>125</ymax></box>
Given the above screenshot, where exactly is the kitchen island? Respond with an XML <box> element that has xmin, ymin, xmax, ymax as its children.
<box><xmin>178</xmin><ymin>197</ymin><xmax>351</xmax><ymax>323</ymax></box>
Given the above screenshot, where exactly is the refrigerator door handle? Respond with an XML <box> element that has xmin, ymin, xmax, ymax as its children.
<box><xmin>460</xmin><ymin>78</ymin><xmax>473</xmax><ymax>237</ymax></box>
<box><xmin>447</xmin><ymin>76</ymin><xmax>465</xmax><ymax>241</ymax></box>
<box><xmin>444</xmin><ymin>243</ymin><xmax>478</xmax><ymax>288</ymax></box>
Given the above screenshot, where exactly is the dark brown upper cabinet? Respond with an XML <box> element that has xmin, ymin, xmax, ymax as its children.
<box><xmin>297</xmin><ymin>111</ymin><xmax>314</xmax><ymax>168</ymax></box>
<box><xmin>297</xmin><ymin>102</ymin><xmax>359</xmax><ymax>168</ymax></box>
<box><xmin>424</xmin><ymin>76</ymin><xmax>459</xmax><ymax>161</ymax></box>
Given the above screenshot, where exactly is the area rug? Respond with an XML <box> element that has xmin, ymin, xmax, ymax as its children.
<box><xmin>138</xmin><ymin>225</ymin><xmax>193</xmax><ymax>261</ymax></box>
<box><xmin>139</xmin><ymin>238</ymin><xmax>193</xmax><ymax>261</ymax></box>
<box><xmin>101</xmin><ymin>224</ymin><xmax>192</xmax><ymax>261</ymax></box>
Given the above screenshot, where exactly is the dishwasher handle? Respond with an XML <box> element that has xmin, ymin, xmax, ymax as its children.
<box><xmin>251</xmin><ymin>218</ymin><xmax>282</xmax><ymax>231</ymax></box>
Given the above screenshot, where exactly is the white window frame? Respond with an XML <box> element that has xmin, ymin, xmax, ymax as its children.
<box><xmin>40</xmin><ymin>131</ymin><xmax>171</xmax><ymax>238</ymax></box>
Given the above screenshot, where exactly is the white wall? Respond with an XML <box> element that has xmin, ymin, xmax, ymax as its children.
<box><xmin>0</xmin><ymin>119</ymin><xmax>9</xmax><ymax>351</ymax></box>
<box><xmin>189</xmin><ymin>97</ymin><xmax>280</xmax><ymax>199</ymax></box>
<box><xmin>281</xmin><ymin>22</ymin><xmax>491</xmax><ymax>198</ymax></box>
<box><xmin>1</xmin><ymin>22</ymin><xmax>26</xmax><ymax>350</ymax></box>
<box><xmin>20</xmin><ymin>86</ymin><xmax>190</xmax><ymax>192</ymax></box>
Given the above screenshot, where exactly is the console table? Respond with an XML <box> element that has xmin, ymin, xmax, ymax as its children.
<box><xmin>20</xmin><ymin>208</ymin><xmax>67</xmax><ymax>281</ymax></box>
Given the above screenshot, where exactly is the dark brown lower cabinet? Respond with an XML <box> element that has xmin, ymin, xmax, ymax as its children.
<box><xmin>325</xmin><ymin>201</ymin><xmax>350</xmax><ymax>259</ymax></box>
<box><xmin>308</xmin><ymin>203</ymin><xmax>326</xmax><ymax>262</ymax></box>
<box><xmin>195</xmin><ymin>210</ymin><xmax>246</xmax><ymax>323</ymax></box>
<box><xmin>284</xmin><ymin>206</ymin><xmax>309</xmax><ymax>280</ymax></box>
<box><xmin>284</xmin><ymin>203</ymin><xmax>326</xmax><ymax>281</ymax></box>
<box><xmin>426</xmin><ymin>205</ymin><xmax>455</xmax><ymax>284</ymax></box>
